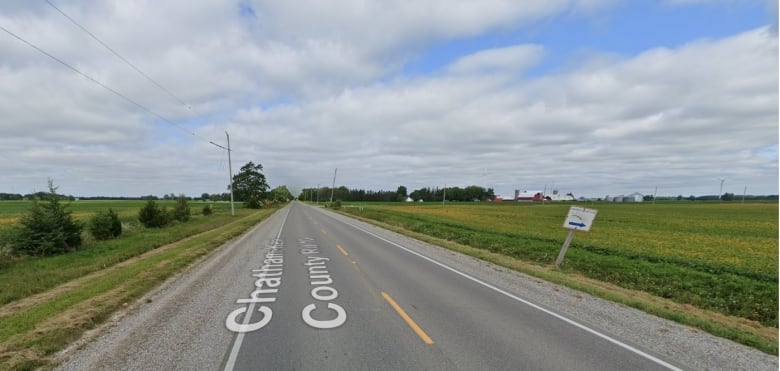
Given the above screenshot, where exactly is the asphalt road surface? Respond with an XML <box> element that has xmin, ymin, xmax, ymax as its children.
<box><xmin>58</xmin><ymin>202</ymin><xmax>777</xmax><ymax>370</ymax></box>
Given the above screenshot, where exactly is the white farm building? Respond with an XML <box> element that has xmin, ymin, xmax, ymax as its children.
<box><xmin>606</xmin><ymin>192</ymin><xmax>644</xmax><ymax>202</ymax></box>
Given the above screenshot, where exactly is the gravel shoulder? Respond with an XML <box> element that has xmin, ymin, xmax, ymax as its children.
<box><xmin>321</xmin><ymin>208</ymin><xmax>778</xmax><ymax>370</ymax></box>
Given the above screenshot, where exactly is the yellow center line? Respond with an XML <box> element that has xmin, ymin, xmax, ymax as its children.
<box><xmin>381</xmin><ymin>292</ymin><xmax>434</xmax><ymax>345</ymax></box>
<box><xmin>336</xmin><ymin>244</ymin><xmax>349</xmax><ymax>256</ymax></box>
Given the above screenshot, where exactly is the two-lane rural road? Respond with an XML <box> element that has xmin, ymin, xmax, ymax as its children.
<box><xmin>58</xmin><ymin>202</ymin><xmax>776</xmax><ymax>370</ymax></box>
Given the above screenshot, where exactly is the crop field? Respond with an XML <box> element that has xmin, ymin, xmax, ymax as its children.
<box><xmin>341</xmin><ymin>202</ymin><xmax>778</xmax><ymax>332</ymax></box>
<box><xmin>0</xmin><ymin>199</ymin><xmax>230</xmax><ymax>227</ymax></box>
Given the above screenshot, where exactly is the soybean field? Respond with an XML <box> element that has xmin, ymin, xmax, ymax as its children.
<box><xmin>341</xmin><ymin>202</ymin><xmax>778</xmax><ymax>330</ymax></box>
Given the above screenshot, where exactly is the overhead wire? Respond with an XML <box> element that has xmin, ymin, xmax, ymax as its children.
<box><xmin>0</xmin><ymin>23</ymin><xmax>224</xmax><ymax>149</ymax></box>
<box><xmin>44</xmin><ymin>0</ymin><xmax>194</xmax><ymax>111</ymax></box>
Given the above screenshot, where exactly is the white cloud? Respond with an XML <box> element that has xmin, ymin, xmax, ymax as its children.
<box><xmin>218</xmin><ymin>27</ymin><xmax>777</xmax><ymax>197</ymax></box>
<box><xmin>445</xmin><ymin>45</ymin><xmax>545</xmax><ymax>75</ymax></box>
<box><xmin>0</xmin><ymin>1</ymin><xmax>775</xmax><ymax>198</ymax></box>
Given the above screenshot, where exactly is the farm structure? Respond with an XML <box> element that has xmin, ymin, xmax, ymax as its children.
<box><xmin>605</xmin><ymin>192</ymin><xmax>644</xmax><ymax>202</ymax></box>
<box><xmin>500</xmin><ymin>189</ymin><xmax>575</xmax><ymax>202</ymax></box>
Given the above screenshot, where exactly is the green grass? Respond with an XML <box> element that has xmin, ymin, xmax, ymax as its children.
<box><xmin>0</xmin><ymin>199</ymin><xmax>212</xmax><ymax>225</ymax></box>
<box><xmin>0</xmin><ymin>201</ymin><xmax>277</xmax><ymax>370</ymax></box>
<box><xmin>340</xmin><ymin>201</ymin><xmax>778</xmax><ymax>352</ymax></box>
<box><xmin>0</xmin><ymin>201</ymin><xmax>242</xmax><ymax>305</ymax></box>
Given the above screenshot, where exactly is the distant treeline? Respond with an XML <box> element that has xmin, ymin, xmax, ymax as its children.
<box><xmin>297</xmin><ymin>185</ymin><xmax>496</xmax><ymax>203</ymax></box>
<box><xmin>0</xmin><ymin>192</ymin><xmax>234</xmax><ymax>201</ymax></box>
<box><xmin>2</xmin><ymin>191</ymin><xmax>776</xmax><ymax>202</ymax></box>
<box><xmin>298</xmin><ymin>187</ymin><xmax>400</xmax><ymax>202</ymax></box>
<box><xmin>661</xmin><ymin>194</ymin><xmax>778</xmax><ymax>201</ymax></box>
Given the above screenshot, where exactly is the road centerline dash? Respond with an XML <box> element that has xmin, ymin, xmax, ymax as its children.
<box><xmin>318</xmin><ymin>208</ymin><xmax>683</xmax><ymax>371</ymax></box>
<box><xmin>382</xmin><ymin>292</ymin><xmax>434</xmax><ymax>345</ymax></box>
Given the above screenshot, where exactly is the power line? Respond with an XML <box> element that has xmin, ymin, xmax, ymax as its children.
<box><xmin>45</xmin><ymin>0</ymin><xmax>193</xmax><ymax>111</ymax></box>
<box><xmin>0</xmin><ymin>24</ymin><xmax>223</xmax><ymax>149</ymax></box>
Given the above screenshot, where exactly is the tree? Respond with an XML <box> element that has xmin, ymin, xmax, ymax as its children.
<box><xmin>172</xmin><ymin>195</ymin><xmax>191</xmax><ymax>222</ymax></box>
<box><xmin>721</xmin><ymin>192</ymin><xmax>735</xmax><ymax>201</ymax></box>
<box><xmin>231</xmin><ymin>162</ymin><xmax>269</xmax><ymax>203</ymax></box>
<box><xmin>89</xmin><ymin>208</ymin><xmax>122</xmax><ymax>240</ymax></box>
<box><xmin>138</xmin><ymin>199</ymin><xmax>171</xmax><ymax>228</ymax></box>
<box><xmin>396</xmin><ymin>186</ymin><xmax>408</xmax><ymax>201</ymax></box>
<box><xmin>270</xmin><ymin>185</ymin><xmax>293</xmax><ymax>202</ymax></box>
<box><xmin>10</xmin><ymin>179</ymin><xmax>84</xmax><ymax>255</ymax></box>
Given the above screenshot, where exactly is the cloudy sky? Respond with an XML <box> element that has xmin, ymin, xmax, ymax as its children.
<box><xmin>0</xmin><ymin>0</ymin><xmax>777</xmax><ymax>198</ymax></box>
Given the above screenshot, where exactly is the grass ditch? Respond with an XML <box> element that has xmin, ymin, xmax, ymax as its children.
<box><xmin>338</xmin><ymin>205</ymin><xmax>778</xmax><ymax>355</ymax></box>
<box><xmin>0</xmin><ymin>205</ymin><xmax>249</xmax><ymax>305</ymax></box>
<box><xmin>0</xmin><ymin>207</ymin><xmax>277</xmax><ymax>370</ymax></box>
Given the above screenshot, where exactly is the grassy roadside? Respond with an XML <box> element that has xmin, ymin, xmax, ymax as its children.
<box><xmin>335</xmin><ymin>207</ymin><xmax>778</xmax><ymax>355</ymax></box>
<box><xmin>0</xmin><ymin>207</ymin><xmax>277</xmax><ymax>370</ymax></box>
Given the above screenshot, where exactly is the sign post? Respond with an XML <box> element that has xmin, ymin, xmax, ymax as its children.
<box><xmin>556</xmin><ymin>206</ymin><xmax>598</xmax><ymax>267</ymax></box>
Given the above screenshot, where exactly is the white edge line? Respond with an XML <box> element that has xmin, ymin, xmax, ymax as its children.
<box><xmin>223</xmin><ymin>206</ymin><xmax>291</xmax><ymax>371</ymax></box>
<box><xmin>316</xmin><ymin>207</ymin><xmax>683</xmax><ymax>371</ymax></box>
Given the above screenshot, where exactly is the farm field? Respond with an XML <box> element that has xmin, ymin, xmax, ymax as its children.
<box><xmin>340</xmin><ymin>201</ymin><xmax>778</xmax><ymax>352</ymax></box>
<box><xmin>0</xmin><ymin>199</ymin><xmax>213</xmax><ymax>227</ymax></box>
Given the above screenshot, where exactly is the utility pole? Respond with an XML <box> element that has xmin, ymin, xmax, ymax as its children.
<box><xmin>653</xmin><ymin>185</ymin><xmax>657</xmax><ymax>205</ymax></box>
<box><xmin>443</xmin><ymin>184</ymin><xmax>446</xmax><ymax>205</ymax></box>
<box><xmin>210</xmin><ymin>132</ymin><xmax>235</xmax><ymax>216</ymax></box>
<box><xmin>330</xmin><ymin>168</ymin><xmax>337</xmax><ymax>203</ymax></box>
<box><xmin>226</xmin><ymin>132</ymin><xmax>235</xmax><ymax>216</ymax></box>
<box><xmin>316</xmin><ymin>184</ymin><xmax>320</xmax><ymax>205</ymax></box>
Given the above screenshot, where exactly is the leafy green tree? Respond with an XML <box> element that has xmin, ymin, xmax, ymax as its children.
<box><xmin>270</xmin><ymin>185</ymin><xmax>293</xmax><ymax>202</ymax></box>
<box><xmin>396</xmin><ymin>186</ymin><xmax>408</xmax><ymax>201</ymax></box>
<box><xmin>89</xmin><ymin>208</ymin><xmax>122</xmax><ymax>240</ymax></box>
<box><xmin>231</xmin><ymin>162</ymin><xmax>269</xmax><ymax>203</ymax></box>
<box><xmin>10</xmin><ymin>180</ymin><xmax>84</xmax><ymax>255</ymax></box>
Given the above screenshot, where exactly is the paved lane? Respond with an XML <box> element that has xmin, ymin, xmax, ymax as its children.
<box><xmin>226</xmin><ymin>202</ymin><xmax>452</xmax><ymax>370</ymax></box>
<box><xmin>226</xmin><ymin>202</ymin><xmax>676</xmax><ymax>370</ymax></box>
<box><xmin>59</xmin><ymin>201</ymin><xmax>776</xmax><ymax>370</ymax></box>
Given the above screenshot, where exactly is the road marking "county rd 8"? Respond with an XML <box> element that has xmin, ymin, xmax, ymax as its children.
<box><xmin>299</xmin><ymin>237</ymin><xmax>346</xmax><ymax>329</ymax></box>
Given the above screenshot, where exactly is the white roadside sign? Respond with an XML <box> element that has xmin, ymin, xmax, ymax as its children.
<box><xmin>563</xmin><ymin>206</ymin><xmax>598</xmax><ymax>232</ymax></box>
<box><xmin>556</xmin><ymin>206</ymin><xmax>599</xmax><ymax>267</ymax></box>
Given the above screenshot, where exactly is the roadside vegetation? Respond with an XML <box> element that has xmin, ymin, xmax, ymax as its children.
<box><xmin>0</xmin><ymin>163</ymin><xmax>292</xmax><ymax>370</ymax></box>
<box><xmin>338</xmin><ymin>201</ymin><xmax>778</xmax><ymax>354</ymax></box>
<box><xmin>0</xmin><ymin>204</ymin><xmax>276</xmax><ymax>370</ymax></box>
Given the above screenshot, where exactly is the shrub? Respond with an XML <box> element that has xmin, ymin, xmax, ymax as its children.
<box><xmin>244</xmin><ymin>197</ymin><xmax>261</xmax><ymax>209</ymax></box>
<box><xmin>89</xmin><ymin>208</ymin><xmax>122</xmax><ymax>240</ymax></box>
<box><xmin>202</xmin><ymin>204</ymin><xmax>213</xmax><ymax>216</ymax></box>
<box><xmin>138</xmin><ymin>200</ymin><xmax>170</xmax><ymax>228</ymax></box>
<box><xmin>172</xmin><ymin>196</ymin><xmax>191</xmax><ymax>222</ymax></box>
<box><xmin>10</xmin><ymin>180</ymin><xmax>84</xmax><ymax>256</ymax></box>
